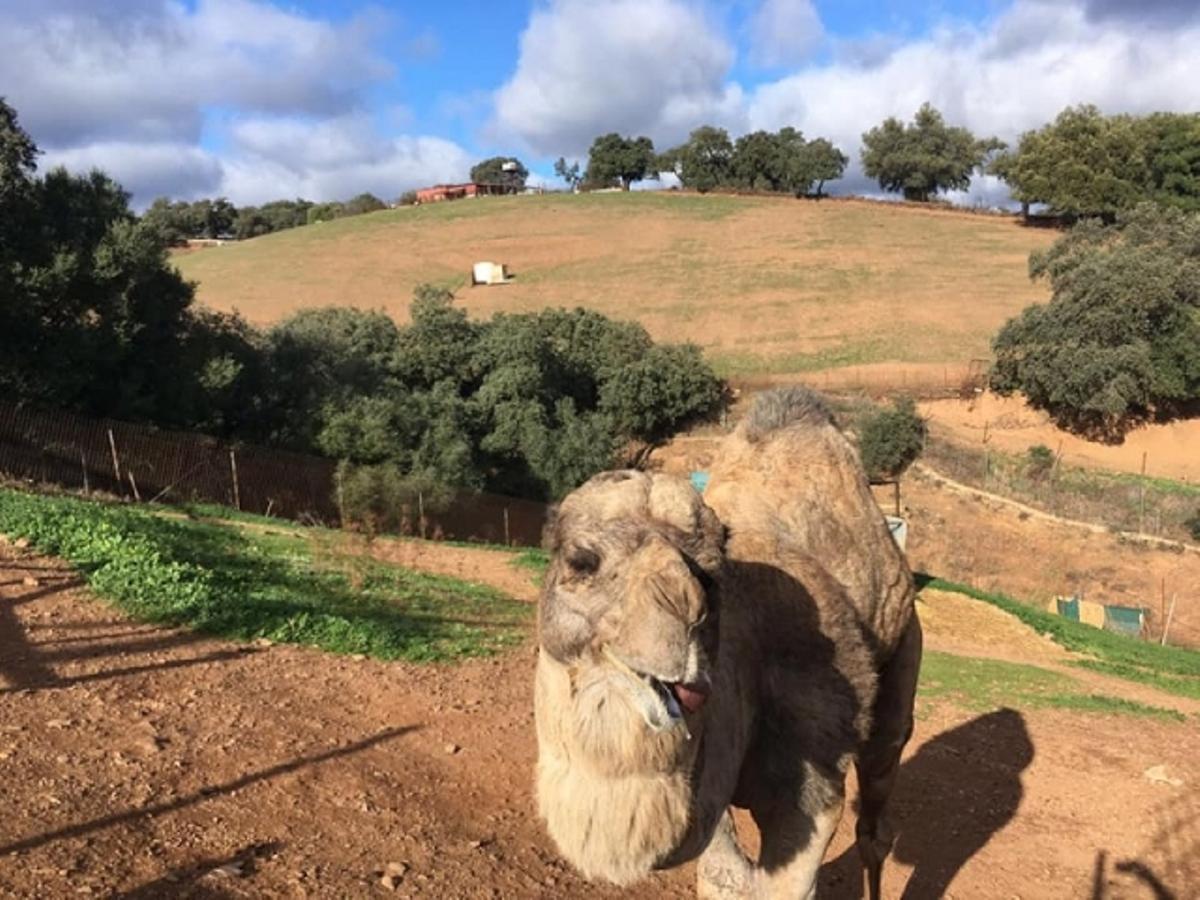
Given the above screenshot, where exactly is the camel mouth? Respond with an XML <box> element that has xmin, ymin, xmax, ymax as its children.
<box><xmin>647</xmin><ymin>675</ymin><xmax>710</xmax><ymax>717</ymax></box>
<box><xmin>600</xmin><ymin>646</ymin><xmax>709</xmax><ymax>729</ymax></box>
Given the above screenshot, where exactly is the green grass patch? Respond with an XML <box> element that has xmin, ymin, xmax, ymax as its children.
<box><xmin>918</xmin><ymin>575</ymin><xmax>1200</xmax><ymax>701</ymax></box>
<box><xmin>919</xmin><ymin>651</ymin><xmax>1184</xmax><ymax>721</ymax></box>
<box><xmin>0</xmin><ymin>488</ymin><xmax>530</xmax><ymax>662</ymax></box>
<box><xmin>510</xmin><ymin>548</ymin><xmax>550</xmax><ymax>587</ymax></box>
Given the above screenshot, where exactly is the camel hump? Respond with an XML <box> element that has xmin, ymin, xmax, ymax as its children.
<box><xmin>739</xmin><ymin>386</ymin><xmax>834</xmax><ymax>443</ymax></box>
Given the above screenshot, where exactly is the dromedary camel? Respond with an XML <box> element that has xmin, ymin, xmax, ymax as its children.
<box><xmin>534</xmin><ymin>387</ymin><xmax>922</xmax><ymax>899</ymax></box>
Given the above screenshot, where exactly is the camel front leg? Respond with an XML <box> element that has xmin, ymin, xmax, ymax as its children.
<box><xmin>697</xmin><ymin>810</ymin><xmax>756</xmax><ymax>899</ymax></box>
<box><xmin>754</xmin><ymin>792</ymin><xmax>845</xmax><ymax>900</ymax></box>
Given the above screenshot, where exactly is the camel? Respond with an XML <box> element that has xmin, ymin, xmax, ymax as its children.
<box><xmin>534</xmin><ymin>387</ymin><xmax>922</xmax><ymax>899</ymax></box>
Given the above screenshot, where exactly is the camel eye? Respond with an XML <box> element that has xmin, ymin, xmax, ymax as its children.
<box><xmin>566</xmin><ymin>547</ymin><xmax>600</xmax><ymax>576</ymax></box>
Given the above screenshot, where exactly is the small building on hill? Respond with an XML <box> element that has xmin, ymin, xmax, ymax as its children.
<box><xmin>414</xmin><ymin>182</ymin><xmax>517</xmax><ymax>204</ymax></box>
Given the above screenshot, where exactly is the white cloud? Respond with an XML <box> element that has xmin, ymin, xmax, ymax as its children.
<box><xmin>1</xmin><ymin>0</ymin><xmax>468</xmax><ymax>207</ymax></box>
<box><xmin>219</xmin><ymin>115</ymin><xmax>473</xmax><ymax>205</ymax></box>
<box><xmin>41</xmin><ymin>141</ymin><xmax>226</xmax><ymax>200</ymax></box>
<box><xmin>492</xmin><ymin>0</ymin><xmax>745</xmax><ymax>157</ymax></box>
<box><xmin>747</xmin><ymin>0</ymin><xmax>825</xmax><ymax>68</ymax></box>
<box><xmin>0</xmin><ymin>0</ymin><xmax>391</xmax><ymax>148</ymax></box>
<box><xmin>746</xmin><ymin>0</ymin><xmax>1200</xmax><ymax>202</ymax></box>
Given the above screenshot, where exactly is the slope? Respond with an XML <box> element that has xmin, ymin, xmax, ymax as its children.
<box><xmin>175</xmin><ymin>193</ymin><xmax>1054</xmax><ymax>376</ymax></box>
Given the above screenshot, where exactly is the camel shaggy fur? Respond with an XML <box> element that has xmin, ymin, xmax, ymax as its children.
<box><xmin>534</xmin><ymin>387</ymin><xmax>921</xmax><ymax>898</ymax></box>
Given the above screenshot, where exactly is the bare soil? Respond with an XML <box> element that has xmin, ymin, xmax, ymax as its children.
<box><xmin>920</xmin><ymin>393</ymin><xmax>1200</xmax><ymax>484</ymax></box>
<box><xmin>2</xmin><ymin>541</ymin><xmax>1198</xmax><ymax>899</ymax></box>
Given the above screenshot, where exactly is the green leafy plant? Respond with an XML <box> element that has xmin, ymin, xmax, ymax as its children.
<box><xmin>857</xmin><ymin>398</ymin><xmax>928</xmax><ymax>481</ymax></box>
<box><xmin>1026</xmin><ymin>444</ymin><xmax>1055</xmax><ymax>480</ymax></box>
<box><xmin>0</xmin><ymin>488</ymin><xmax>529</xmax><ymax>661</ymax></box>
<box><xmin>1185</xmin><ymin>508</ymin><xmax>1200</xmax><ymax>542</ymax></box>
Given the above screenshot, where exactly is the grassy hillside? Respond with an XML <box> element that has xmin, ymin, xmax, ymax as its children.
<box><xmin>176</xmin><ymin>193</ymin><xmax>1055</xmax><ymax>376</ymax></box>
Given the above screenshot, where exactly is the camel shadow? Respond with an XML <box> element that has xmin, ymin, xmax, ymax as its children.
<box><xmin>820</xmin><ymin>707</ymin><xmax>1034</xmax><ymax>898</ymax></box>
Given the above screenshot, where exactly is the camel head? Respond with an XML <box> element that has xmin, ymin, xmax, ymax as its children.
<box><xmin>534</xmin><ymin>470</ymin><xmax>725</xmax><ymax>884</ymax></box>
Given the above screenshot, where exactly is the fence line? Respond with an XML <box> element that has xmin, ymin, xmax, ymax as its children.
<box><xmin>0</xmin><ymin>402</ymin><xmax>548</xmax><ymax>547</ymax></box>
<box><xmin>727</xmin><ymin>361</ymin><xmax>981</xmax><ymax>400</ymax></box>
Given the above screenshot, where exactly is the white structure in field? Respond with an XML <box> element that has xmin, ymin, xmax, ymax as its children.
<box><xmin>471</xmin><ymin>261</ymin><xmax>511</xmax><ymax>285</ymax></box>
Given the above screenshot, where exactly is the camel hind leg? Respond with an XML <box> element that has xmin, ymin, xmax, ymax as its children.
<box><xmin>856</xmin><ymin>615</ymin><xmax>922</xmax><ymax>900</ymax></box>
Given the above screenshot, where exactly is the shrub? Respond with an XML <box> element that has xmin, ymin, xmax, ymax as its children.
<box><xmin>397</xmin><ymin>190</ymin><xmax>418</xmax><ymax>206</ymax></box>
<box><xmin>1026</xmin><ymin>444</ymin><xmax>1055</xmax><ymax>480</ymax></box>
<box><xmin>858</xmin><ymin>398</ymin><xmax>927</xmax><ymax>481</ymax></box>
<box><xmin>337</xmin><ymin>462</ymin><xmax>453</xmax><ymax>539</ymax></box>
<box><xmin>1186</xmin><ymin>508</ymin><xmax>1200</xmax><ymax>542</ymax></box>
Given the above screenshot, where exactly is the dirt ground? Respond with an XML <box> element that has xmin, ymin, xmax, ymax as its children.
<box><xmin>2</xmin><ymin>542</ymin><xmax>1198</xmax><ymax>900</ymax></box>
<box><xmin>920</xmin><ymin>393</ymin><xmax>1200</xmax><ymax>484</ymax></box>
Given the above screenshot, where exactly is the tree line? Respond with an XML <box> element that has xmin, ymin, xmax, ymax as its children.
<box><xmin>550</xmin><ymin>126</ymin><xmax>850</xmax><ymax>197</ymax></box>
<box><xmin>142</xmin><ymin>192</ymin><xmax>390</xmax><ymax>245</ymax></box>
<box><xmin>0</xmin><ymin>98</ymin><xmax>723</xmax><ymax>504</ymax></box>
<box><xmin>548</xmin><ymin>102</ymin><xmax>1199</xmax><ymax>217</ymax></box>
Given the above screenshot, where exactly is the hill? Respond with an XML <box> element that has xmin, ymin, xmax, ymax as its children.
<box><xmin>175</xmin><ymin>192</ymin><xmax>1055</xmax><ymax>376</ymax></box>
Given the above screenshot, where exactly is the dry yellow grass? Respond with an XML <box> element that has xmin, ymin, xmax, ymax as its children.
<box><xmin>175</xmin><ymin>192</ymin><xmax>1055</xmax><ymax>376</ymax></box>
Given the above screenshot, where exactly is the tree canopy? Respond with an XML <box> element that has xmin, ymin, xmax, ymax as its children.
<box><xmin>990</xmin><ymin>203</ymin><xmax>1200</xmax><ymax>438</ymax></box>
<box><xmin>269</xmin><ymin>292</ymin><xmax>725</xmax><ymax>500</ymax></box>
<box><xmin>656</xmin><ymin>125</ymin><xmax>846</xmax><ymax>197</ymax></box>
<box><xmin>857</xmin><ymin>398</ymin><xmax>927</xmax><ymax>481</ymax></box>
<box><xmin>554</xmin><ymin>157</ymin><xmax>582</xmax><ymax>190</ymax></box>
<box><xmin>585</xmin><ymin>133</ymin><xmax>657</xmax><ymax>190</ymax></box>
<box><xmin>470</xmin><ymin>156</ymin><xmax>529</xmax><ymax>190</ymax></box>
<box><xmin>660</xmin><ymin>126</ymin><xmax>734</xmax><ymax>193</ymax></box>
<box><xmin>991</xmin><ymin>105</ymin><xmax>1200</xmax><ymax>218</ymax></box>
<box><xmin>0</xmin><ymin>97</ymin><xmax>255</xmax><ymax>428</ymax></box>
<box><xmin>861</xmin><ymin>103</ymin><xmax>1002</xmax><ymax>202</ymax></box>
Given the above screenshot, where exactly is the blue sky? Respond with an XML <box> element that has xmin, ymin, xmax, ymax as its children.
<box><xmin>3</xmin><ymin>0</ymin><xmax>1198</xmax><ymax>206</ymax></box>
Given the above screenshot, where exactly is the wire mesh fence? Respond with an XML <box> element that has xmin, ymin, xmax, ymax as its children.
<box><xmin>0</xmin><ymin>402</ymin><xmax>549</xmax><ymax>547</ymax></box>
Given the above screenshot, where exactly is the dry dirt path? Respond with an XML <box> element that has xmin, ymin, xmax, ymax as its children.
<box><xmin>1</xmin><ymin>543</ymin><xmax>1198</xmax><ymax>899</ymax></box>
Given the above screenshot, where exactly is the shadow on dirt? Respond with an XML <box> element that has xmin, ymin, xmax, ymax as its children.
<box><xmin>0</xmin><ymin>574</ymin><xmax>248</xmax><ymax>696</ymax></box>
<box><xmin>0</xmin><ymin>726</ymin><xmax>419</xmax><ymax>856</ymax></box>
<box><xmin>113</xmin><ymin>842</ymin><xmax>285</xmax><ymax>899</ymax></box>
<box><xmin>0</xmin><ymin>574</ymin><xmax>86</xmax><ymax>688</ymax></box>
<box><xmin>820</xmin><ymin>707</ymin><xmax>1034</xmax><ymax>898</ymax></box>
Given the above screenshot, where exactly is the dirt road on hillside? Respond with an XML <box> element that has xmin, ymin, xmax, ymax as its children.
<box><xmin>1</xmin><ymin>544</ymin><xmax>1197</xmax><ymax>899</ymax></box>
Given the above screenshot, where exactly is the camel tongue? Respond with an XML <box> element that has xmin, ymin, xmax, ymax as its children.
<box><xmin>671</xmin><ymin>682</ymin><xmax>709</xmax><ymax>714</ymax></box>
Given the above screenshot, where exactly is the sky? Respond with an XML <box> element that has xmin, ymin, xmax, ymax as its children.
<box><xmin>3</xmin><ymin>0</ymin><xmax>1199</xmax><ymax>208</ymax></box>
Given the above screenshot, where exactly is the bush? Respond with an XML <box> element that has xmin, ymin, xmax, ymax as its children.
<box><xmin>1026</xmin><ymin>444</ymin><xmax>1055</xmax><ymax>480</ymax></box>
<box><xmin>337</xmin><ymin>462</ymin><xmax>453</xmax><ymax>539</ymax></box>
<box><xmin>397</xmin><ymin>190</ymin><xmax>418</xmax><ymax>206</ymax></box>
<box><xmin>1186</xmin><ymin>509</ymin><xmax>1200</xmax><ymax>542</ymax></box>
<box><xmin>990</xmin><ymin>204</ymin><xmax>1200</xmax><ymax>439</ymax></box>
<box><xmin>858</xmin><ymin>398</ymin><xmax>927</xmax><ymax>481</ymax></box>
